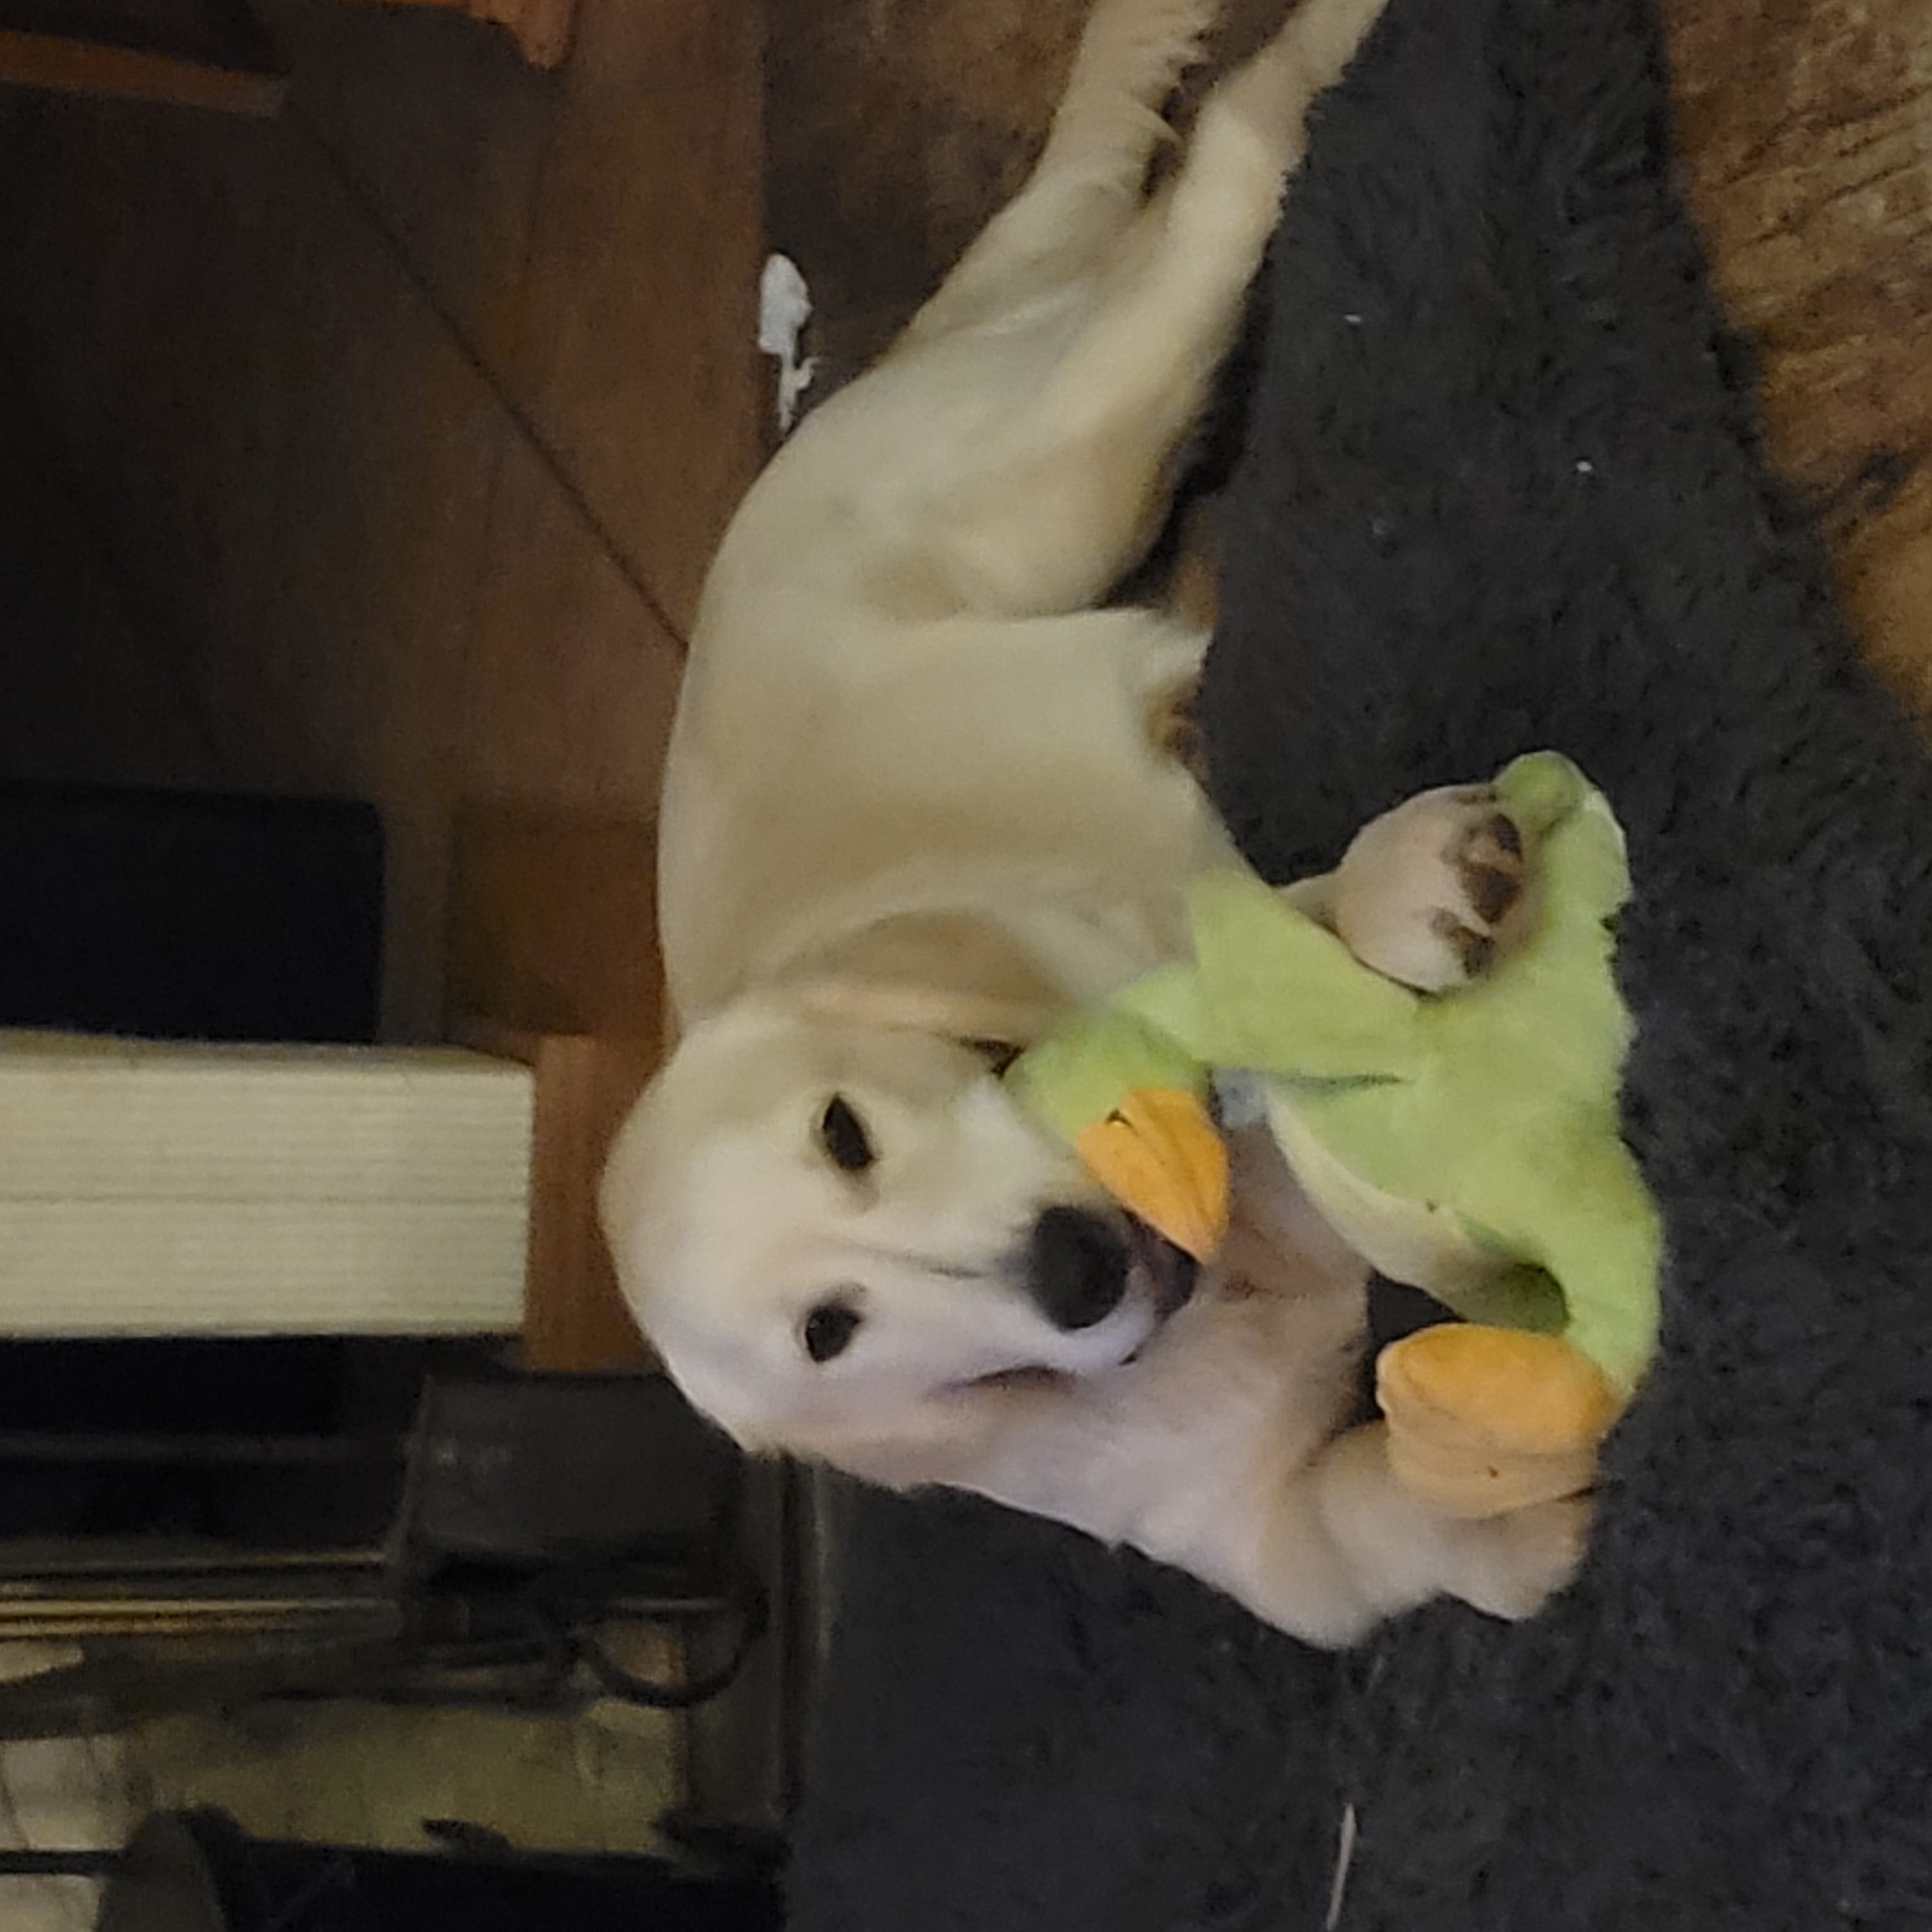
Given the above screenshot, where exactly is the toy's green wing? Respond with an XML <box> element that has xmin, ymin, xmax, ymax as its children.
<box><xmin>1004</xmin><ymin>1002</ymin><xmax>1206</xmax><ymax>1146</ymax></box>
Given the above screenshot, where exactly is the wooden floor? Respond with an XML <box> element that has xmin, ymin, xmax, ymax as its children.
<box><xmin>0</xmin><ymin>0</ymin><xmax>764</xmax><ymax>1041</ymax></box>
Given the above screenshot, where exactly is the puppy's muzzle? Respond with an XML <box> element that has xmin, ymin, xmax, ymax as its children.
<box><xmin>1023</xmin><ymin>1204</ymin><xmax>1196</xmax><ymax>1332</ymax></box>
<box><xmin>1025</xmin><ymin>1205</ymin><xmax>1130</xmax><ymax>1330</ymax></box>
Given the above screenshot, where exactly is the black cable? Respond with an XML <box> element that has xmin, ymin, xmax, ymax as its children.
<box><xmin>562</xmin><ymin>1581</ymin><xmax>770</xmax><ymax>1712</ymax></box>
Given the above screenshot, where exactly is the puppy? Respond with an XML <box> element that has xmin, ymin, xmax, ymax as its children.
<box><xmin>601</xmin><ymin>0</ymin><xmax>1587</xmax><ymax>1647</ymax></box>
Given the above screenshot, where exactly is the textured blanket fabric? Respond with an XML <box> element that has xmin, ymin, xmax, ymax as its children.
<box><xmin>785</xmin><ymin>0</ymin><xmax>1932</xmax><ymax>1926</ymax></box>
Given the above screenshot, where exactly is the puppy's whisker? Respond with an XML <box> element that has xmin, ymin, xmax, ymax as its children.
<box><xmin>908</xmin><ymin>1255</ymin><xmax>1002</xmax><ymax>1282</ymax></box>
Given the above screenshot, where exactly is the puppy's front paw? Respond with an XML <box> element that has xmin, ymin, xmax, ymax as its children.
<box><xmin>1450</xmin><ymin>1492</ymin><xmax>1592</xmax><ymax>1622</ymax></box>
<box><xmin>1330</xmin><ymin>785</ymin><xmax>1531</xmax><ymax>993</ymax></box>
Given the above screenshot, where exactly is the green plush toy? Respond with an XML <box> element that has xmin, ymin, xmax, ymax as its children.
<box><xmin>1006</xmin><ymin>753</ymin><xmax>1662</xmax><ymax>1517</ymax></box>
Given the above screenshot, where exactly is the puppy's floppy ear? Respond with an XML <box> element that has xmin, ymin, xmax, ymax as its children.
<box><xmin>782</xmin><ymin>914</ymin><xmax>1070</xmax><ymax>1046</ymax></box>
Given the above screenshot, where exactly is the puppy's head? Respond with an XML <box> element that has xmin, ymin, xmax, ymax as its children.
<box><xmin>599</xmin><ymin>988</ymin><xmax>1195</xmax><ymax>1464</ymax></box>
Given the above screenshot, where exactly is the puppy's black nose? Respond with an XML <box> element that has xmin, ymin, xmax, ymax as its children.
<box><xmin>1024</xmin><ymin>1206</ymin><xmax>1130</xmax><ymax>1331</ymax></box>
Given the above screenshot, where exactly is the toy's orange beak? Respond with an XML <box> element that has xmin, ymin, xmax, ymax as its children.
<box><xmin>1072</xmin><ymin>1086</ymin><xmax>1229</xmax><ymax>1264</ymax></box>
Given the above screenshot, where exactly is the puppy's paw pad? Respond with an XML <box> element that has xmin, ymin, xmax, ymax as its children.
<box><xmin>1429</xmin><ymin>906</ymin><xmax>1495</xmax><ymax>979</ymax></box>
<box><xmin>1458</xmin><ymin>812</ymin><xmax>1525</xmax><ymax>921</ymax></box>
<box><xmin>1331</xmin><ymin>786</ymin><xmax>1535</xmax><ymax>993</ymax></box>
<box><xmin>1424</xmin><ymin>804</ymin><xmax>1529</xmax><ymax>979</ymax></box>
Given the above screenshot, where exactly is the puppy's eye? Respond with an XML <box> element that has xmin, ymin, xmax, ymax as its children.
<box><xmin>817</xmin><ymin>1094</ymin><xmax>875</xmax><ymax>1174</ymax></box>
<box><xmin>802</xmin><ymin>1300</ymin><xmax>862</xmax><ymax>1363</ymax></box>
<box><xmin>964</xmin><ymin>1038</ymin><xmax>1023</xmax><ymax>1077</ymax></box>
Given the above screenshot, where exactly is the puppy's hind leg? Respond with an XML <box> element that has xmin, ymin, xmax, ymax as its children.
<box><xmin>1052</xmin><ymin>0</ymin><xmax>1400</xmax><ymax>460</ymax></box>
<box><xmin>934</xmin><ymin>0</ymin><xmax>1395</xmax><ymax>617</ymax></box>
<box><xmin>1227</xmin><ymin>1423</ymin><xmax>1590</xmax><ymax>1646</ymax></box>
<box><xmin>902</xmin><ymin>0</ymin><xmax>1224</xmax><ymax>346</ymax></box>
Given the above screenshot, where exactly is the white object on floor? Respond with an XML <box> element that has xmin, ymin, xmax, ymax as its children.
<box><xmin>758</xmin><ymin>252</ymin><xmax>818</xmax><ymax>434</ymax></box>
<box><xmin>0</xmin><ymin>1731</ymin><xmax>135</xmax><ymax>1932</ymax></box>
<box><xmin>0</xmin><ymin>1034</ymin><xmax>533</xmax><ymax>1335</ymax></box>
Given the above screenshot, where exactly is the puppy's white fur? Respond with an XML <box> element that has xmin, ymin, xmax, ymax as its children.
<box><xmin>602</xmin><ymin>0</ymin><xmax>1586</xmax><ymax>1647</ymax></box>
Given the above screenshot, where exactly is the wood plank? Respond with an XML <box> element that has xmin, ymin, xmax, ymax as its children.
<box><xmin>459</xmin><ymin>1021</ymin><xmax>655</xmax><ymax>1374</ymax></box>
<box><xmin>446</xmin><ymin>809</ymin><xmax>662</xmax><ymax>1373</ymax></box>
<box><xmin>1659</xmin><ymin>0</ymin><xmax>1932</xmax><ymax>716</ymax></box>
<box><xmin>0</xmin><ymin>0</ymin><xmax>286</xmax><ymax>113</ymax></box>
<box><xmin>0</xmin><ymin>24</ymin><xmax>284</xmax><ymax>113</ymax></box>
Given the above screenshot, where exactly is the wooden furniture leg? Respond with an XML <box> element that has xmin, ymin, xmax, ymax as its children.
<box><xmin>447</xmin><ymin>807</ymin><xmax>663</xmax><ymax>1374</ymax></box>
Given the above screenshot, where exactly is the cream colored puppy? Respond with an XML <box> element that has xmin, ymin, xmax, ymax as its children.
<box><xmin>602</xmin><ymin>0</ymin><xmax>1586</xmax><ymax>1648</ymax></box>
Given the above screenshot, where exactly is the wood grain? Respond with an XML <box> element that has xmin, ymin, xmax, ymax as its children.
<box><xmin>0</xmin><ymin>25</ymin><xmax>285</xmax><ymax>114</ymax></box>
<box><xmin>447</xmin><ymin>809</ymin><xmax>661</xmax><ymax>1373</ymax></box>
<box><xmin>1660</xmin><ymin>0</ymin><xmax>1932</xmax><ymax>715</ymax></box>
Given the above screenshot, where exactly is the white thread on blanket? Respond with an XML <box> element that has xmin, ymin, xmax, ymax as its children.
<box><xmin>1326</xmin><ymin>1799</ymin><xmax>1360</xmax><ymax>1931</ymax></box>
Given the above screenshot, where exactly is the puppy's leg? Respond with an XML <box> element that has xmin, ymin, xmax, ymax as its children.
<box><xmin>903</xmin><ymin>0</ymin><xmax>1225</xmax><ymax>347</ymax></box>
<box><xmin>1252</xmin><ymin>1422</ymin><xmax>1591</xmax><ymax>1643</ymax></box>
<box><xmin>836</xmin><ymin>1373</ymin><xmax>1586</xmax><ymax>1650</ymax></box>
<box><xmin>937</xmin><ymin>0</ymin><xmax>1397</xmax><ymax>615</ymax></box>
<box><xmin>1140</xmin><ymin>1420</ymin><xmax>1594</xmax><ymax>1645</ymax></box>
<box><xmin>1071</xmin><ymin>0</ymin><xmax>1400</xmax><ymax>410</ymax></box>
<box><xmin>822</xmin><ymin>1256</ymin><xmax>1584</xmax><ymax>1650</ymax></box>
<box><xmin>1289</xmin><ymin>785</ymin><xmax>1535</xmax><ymax>993</ymax></box>
<box><xmin>1112</xmin><ymin>1416</ymin><xmax>1589</xmax><ymax>1648</ymax></box>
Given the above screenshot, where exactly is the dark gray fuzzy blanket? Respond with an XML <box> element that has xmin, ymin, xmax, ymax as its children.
<box><xmin>784</xmin><ymin>0</ymin><xmax>1932</xmax><ymax>1924</ymax></box>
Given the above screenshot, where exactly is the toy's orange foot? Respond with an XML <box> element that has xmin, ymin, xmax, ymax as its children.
<box><xmin>1376</xmin><ymin>1324</ymin><xmax>1622</xmax><ymax>1520</ymax></box>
